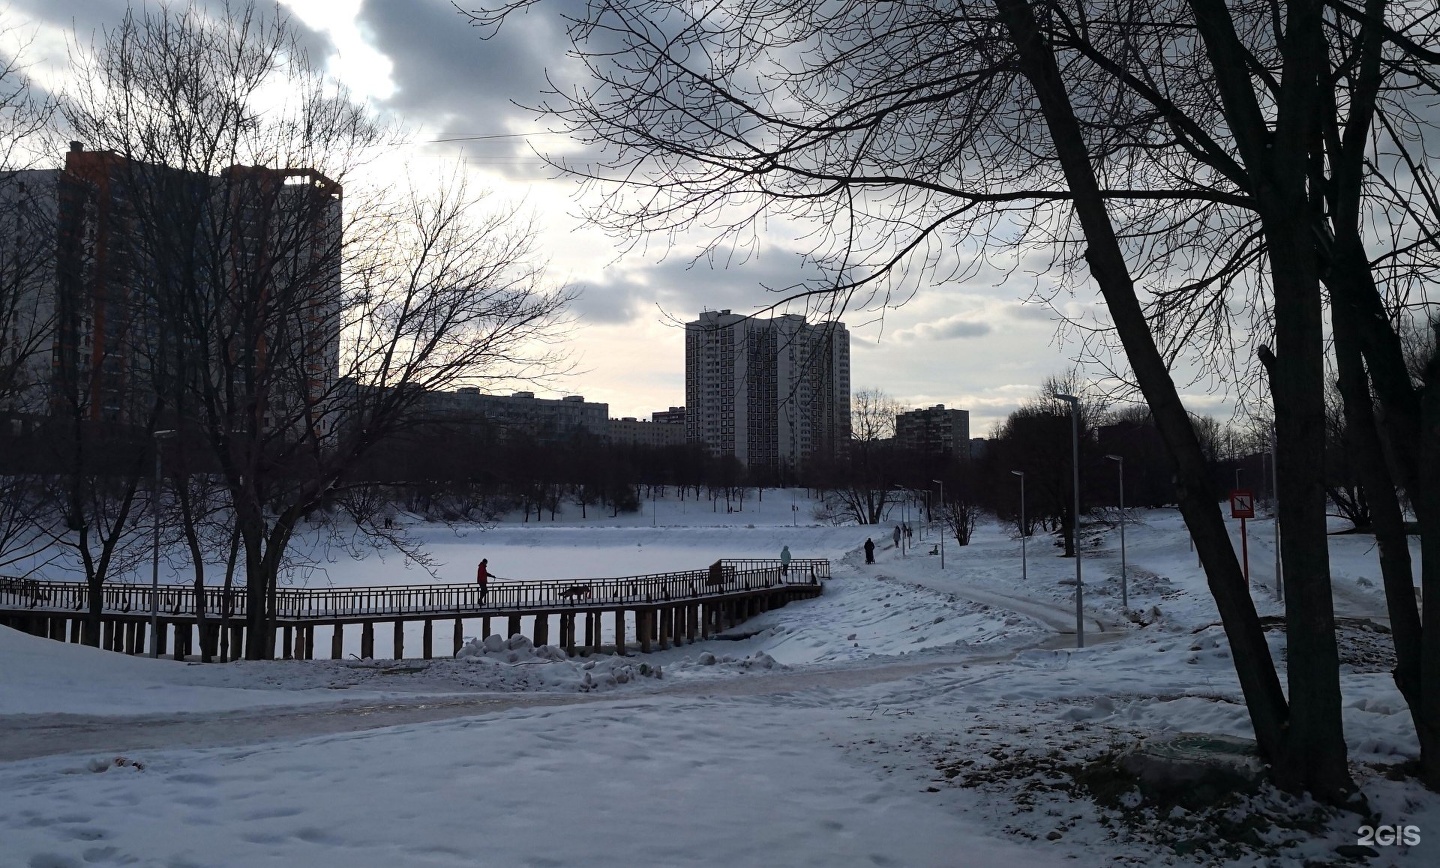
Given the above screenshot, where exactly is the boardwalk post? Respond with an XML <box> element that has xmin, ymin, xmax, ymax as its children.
<box><xmin>156</xmin><ymin>621</ymin><xmax>168</xmax><ymax>657</ymax></box>
<box><xmin>423</xmin><ymin>619</ymin><xmax>433</xmax><ymax>660</ymax></box>
<box><xmin>508</xmin><ymin>614</ymin><xmax>522</xmax><ymax>640</ymax></box>
<box><xmin>394</xmin><ymin>620</ymin><xmax>404</xmax><ymax>660</ymax></box>
<box><xmin>639</xmin><ymin>610</ymin><xmax>652</xmax><ymax>653</ymax></box>
<box><xmin>481</xmin><ymin>616</ymin><xmax>491</xmax><ymax>640</ymax></box>
<box><xmin>453</xmin><ymin>617</ymin><xmax>464</xmax><ymax>655</ymax></box>
<box><xmin>533</xmin><ymin>613</ymin><xmax>548</xmax><ymax>647</ymax></box>
<box><xmin>304</xmin><ymin>626</ymin><xmax>314</xmax><ymax>660</ymax></box>
<box><xmin>332</xmin><ymin>624</ymin><xmax>344</xmax><ymax>659</ymax></box>
<box><xmin>615</xmin><ymin>610</ymin><xmax>627</xmax><ymax>656</ymax></box>
<box><xmin>361</xmin><ymin>621</ymin><xmax>374</xmax><ymax>659</ymax></box>
<box><xmin>283</xmin><ymin>625</ymin><xmax>294</xmax><ymax>660</ymax></box>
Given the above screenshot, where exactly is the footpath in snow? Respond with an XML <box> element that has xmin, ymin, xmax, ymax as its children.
<box><xmin>1</xmin><ymin>498</ymin><xmax>1436</xmax><ymax>866</ymax></box>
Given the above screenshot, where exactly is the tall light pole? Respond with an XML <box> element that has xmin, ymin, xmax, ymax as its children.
<box><xmin>1106</xmin><ymin>454</ymin><xmax>1127</xmax><ymax>611</ymax></box>
<box><xmin>1010</xmin><ymin>470</ymin><xmax>1026</xmax><ymax>581</ymax></box>
<box><xmin>1055</xmin><ymin>394</ymin><xmax>1084</xmax><ymax>649</ymax></box>
<box><xmin>931</xmin><ymin>479</ymin><xmax>945</xmax><ymax>569</ymax></box>
<box><xmin>150</xmin><ymin>429</ymin><xmax>177</xmax><ymax>658</ymax></box>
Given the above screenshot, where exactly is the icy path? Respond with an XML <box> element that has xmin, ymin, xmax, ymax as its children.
<box><xmin>0</xmin><ymin>635</ymin><xmax>1081</xmax><ymax>763</ymax></box>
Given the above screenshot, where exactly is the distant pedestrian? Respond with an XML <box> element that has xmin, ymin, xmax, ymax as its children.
<box><xmin>864</xmin><ymin>538</ymin><xmax>875</xmax><ymax>564</ymax></box>
<box><xmin>892</xmin><ymin>525</ymin><xmax>902</xmax><ymax>549</ymax></box>
<box><xmin>780</xmin><ymin>545</ymin><xmax>792</xmax><ymax>576</ymax></box>
<box><xmin>476</xmin><ymin>558</ymin><xmax>489</xmax><ymax>602</ymax></box>
<box><xmin>904</xmin><ymin>523</ymin><xmax>912</xmax><ymax>541</ymax></box>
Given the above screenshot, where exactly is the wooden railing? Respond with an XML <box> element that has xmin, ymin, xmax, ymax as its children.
<box><xmin>0</xmin><ymin>559</ymin><xmax>829</xmax><ymax>622</ymax></box>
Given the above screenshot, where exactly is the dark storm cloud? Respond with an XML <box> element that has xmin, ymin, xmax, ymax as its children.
<box><xmin>931</xmin><ymin>319</ymin><xmax>991</xmax><ymax>339</ymax></box>
<box><xmin>358</xmin><ymin>0</ymin><xmax>581</xmax><ymax>169</ymax></box>
<box><xmin>569</xmin><ymin>250</ymin><xmax>838</xmax><ymax>327</ymax></box>
<box><xmin>9</xmin><ymin>0</ymin><xmax>129</xmax><ymax>42</ymax></box>
<box><xmin>9</xmin><ymin>0</ymin><xmax>332</xmax><ymax>68</ymax></box>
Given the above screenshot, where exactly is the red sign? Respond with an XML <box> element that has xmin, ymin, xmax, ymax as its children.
<box><xmin>1230</xmin><ymin>490</ymin><xmax>1255</xmax><ymax>519</ymax></box>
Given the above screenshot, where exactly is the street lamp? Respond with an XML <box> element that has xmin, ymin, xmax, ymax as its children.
<box><xmin>1055</xmin><ymin>393</ymin><xmax>1084</xmax><ymax>649</ymax></box>
<box><xmin>1010</xmin><ymin>470</ymin><xmax>1026</xmax><ymax>581</ymax></box>
<box><xmin>150</xmin><ymin>429</ymin><xmax>177</xmax><ymax>658</ymax></box>
<box><xmin>931</xmin><ymin>479</ymin><xmax>945</xmax><ymax>569</ymax></box>
<box><xmin>1106</xmin><ymin>454</ymin><xmax>1127</xmax><ymax>611</ymax></box>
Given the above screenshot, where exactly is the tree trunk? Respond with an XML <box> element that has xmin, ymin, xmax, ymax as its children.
<box><xmin>995</xmin><ymin>0</ymin><xmax>1292</xmax><ymax>770</ymax></box>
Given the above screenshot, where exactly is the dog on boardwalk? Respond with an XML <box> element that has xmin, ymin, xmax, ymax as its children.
<box><xmin>557</xmin><ymin>584</ymin><xmax>592</xmax><ymax>600</ymax></box>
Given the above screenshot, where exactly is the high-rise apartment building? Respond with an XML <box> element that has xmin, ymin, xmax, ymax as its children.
<box><xmin>684</xmin><ymin>309</ymin><xmax>850</xmax><ymax>472</ymax></box>
<box><xmin>0</xmin><ymin>143</ymin><xmax>343</xmax><ymax>430</ymax></box>
<box><xmin>895</xmin><ymin>404</ymin><xmax>971</xmax><ymax>460</ymax></box>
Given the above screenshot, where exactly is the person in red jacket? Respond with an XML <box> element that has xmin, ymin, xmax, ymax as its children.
<box><xmin>476</xmin><ymin>558</ymin><xmax>489</xmax><ymax>602</ymax></box>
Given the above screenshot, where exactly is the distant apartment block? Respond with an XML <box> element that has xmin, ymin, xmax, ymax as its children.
<box><xmin>0</xmin><ymin>143</ymin><xmax>343</xmax><ymax>430</ymax></box>
<box><xmin>684</xmin><ymin>309</ymin><xmax>850</xmax><ymax>472</ymax></box>
<box><xmin>609</xmin><ymin>416</ymin><xmax>686</xmax><ymax>448</ymax></box>
<box><xmin>650</xmin><ymin>406</ymin><xmax>685</xmax><ymax>426</ymax></box>
<box><xmin>426</xmin><ymin>388</ymin><xmax>608</xmax><ymax>442</ymax></box>
<box><xmin>895</xmin><ymin>405</ymin><xmax>971</xmax><ymax>460</ymax></box>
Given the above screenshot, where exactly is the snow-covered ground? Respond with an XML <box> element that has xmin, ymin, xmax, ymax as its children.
<box><xmin>2</xmin><ymin>497</ymin><xmax>1437</xmax><ymax>866</ymax></box>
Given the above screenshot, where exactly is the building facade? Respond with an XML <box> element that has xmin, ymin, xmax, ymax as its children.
<box><xmin>0</xmin><ymin>143</ymin><xmax>343</xmax><ymax>433</ymax></box>
<box><xmin>684</xmin><ymin>309</ymin><xmax>850</xmax><ymax>472</ymax></box>
<box><xmin>895</xmin><ymin>405</ymin><xmax>971</xmax><ymax>460</ymax></box>
<box><xmin>650</xmin><ymin>406</ymin><xmax>685</xmax><ymax>426</ymax></box>
<box><xmin>609</xmin><ymin>416</ymin><xmax>686</xmax><ymax>448</ymax></box>
<box><xmin>426</xmin><ymin>388</ymin><xmax>609</xmax><ymax>443</ymax></box>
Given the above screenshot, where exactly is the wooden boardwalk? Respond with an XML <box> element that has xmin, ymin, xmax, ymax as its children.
<box><xmin>0</xmin><ymin>559</ymin><xmax>829</xmax><ymax>660</ymax></box>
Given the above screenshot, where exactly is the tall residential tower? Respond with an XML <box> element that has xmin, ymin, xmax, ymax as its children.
<box><xmin>684</xmin><ymin>309</ymin><xmax>850</xmax><ymax>474</ymax></box>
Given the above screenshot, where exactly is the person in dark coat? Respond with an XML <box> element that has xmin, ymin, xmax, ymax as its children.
<box><xmin>863</xmin><ymin>538</ymin><xmax>875</xmax><ymax>564</ymax></box>
<box><xmin>476</xmin><ymin>558</ymin><xmax>489</xmax><ymax>602</ymax></box>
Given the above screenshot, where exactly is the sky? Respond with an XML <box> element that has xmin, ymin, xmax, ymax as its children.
<box><xmin>0</xmin><ymin>0</ymin><xmax>1243</xmax><ymax>434</ymax></box>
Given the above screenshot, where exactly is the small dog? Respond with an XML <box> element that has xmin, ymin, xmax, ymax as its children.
<box><xmin>558</xmin><ymin>584</ymin><xmax>592</xmax><ymax>600</ymax></box>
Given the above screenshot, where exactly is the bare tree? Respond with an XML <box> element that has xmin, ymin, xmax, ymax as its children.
<box><xmin>61</xmin><ymin>1</ymin><xmax>574</xmax><ymax>658</ymax></box>
<box><xmin>468</xmin><ymin>0</ymin><xmax>1440</xmax><ymax>796</ymax></box>
<box><xmin>0</xmin><ymin>16</ymin><xmax>56</xmax><ymax>412</ymax></box>
<box><xmin>819</xmin><ymin>388</ymin><xmax>900</xmax><ymax>524</ymax></box>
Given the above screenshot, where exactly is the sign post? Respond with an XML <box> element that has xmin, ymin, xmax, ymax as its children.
<box><xmin>1230</xmin><ymin>489</ymin><xmax>1255</xmax><ymax>586</ymax></box>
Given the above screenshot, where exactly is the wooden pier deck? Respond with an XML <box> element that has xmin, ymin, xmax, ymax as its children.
<box><xmin>0</xmin><ymin>559</ymin><xmax>829</xmax><ymax>660</ymax></box>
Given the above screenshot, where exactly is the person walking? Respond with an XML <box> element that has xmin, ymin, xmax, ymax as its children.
<box><xmin>476</xmin><ymin>558</ymin><xmax>489</xmax><ymax>603</ymax></box>
<box><xmin>864</xmin><ymin>538</ymin><xmax>875</xmax><ymax>564</ymax></box>
<box><xmin>892</xmin><ymin>525</ymin><xmax>902</xmax><ymax>549</ymax></box>
<box><xmin>780</xmin><ymin>544</ymin><xmax>792</xmax><ymax>576</ymax></box>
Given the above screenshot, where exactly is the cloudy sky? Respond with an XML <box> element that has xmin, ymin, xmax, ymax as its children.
<box><xmin>1</xmin><ymin>0</ymin><xmax>1239</xmax><ymax>434</ymax></box>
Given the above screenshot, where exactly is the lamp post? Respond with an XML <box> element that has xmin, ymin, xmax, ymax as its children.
<box><xmin>150</xmin><ymin>429</ymin><xmax>177</xmax><ymax>658</ymax></box>
<box><xmin>1055</xmin><ymin>394</ymin><xmax>1084</xmax><ymax>649</ymax></box>
<box><xmin>891</xmin><ymin>484</ymin><xmax>912</xmax><ymax>557</ymax></box>
<box><xmin>931</xmin><ymin>479</ymin><xmax>945</xmax><ymax>569</ymax></box>
<box><xmin>1106</xmin><ymin>454</ymin><xmax>1127</xmax><ymax>611</ymax></box>
<box><xmin>1010</xmin><ymin>470</ymin><xmax>1026</xmax><ymax>582</ymax></box>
